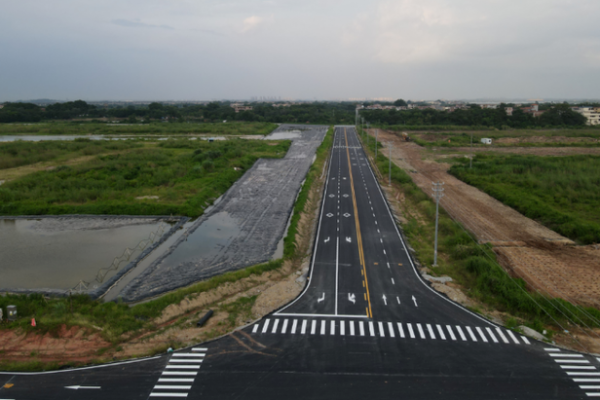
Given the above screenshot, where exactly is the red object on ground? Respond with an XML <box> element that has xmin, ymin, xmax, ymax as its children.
<box><xmin>31</xmin><ymin>318</ymin><xmax>36</xmax><ymax>327</ymax></box>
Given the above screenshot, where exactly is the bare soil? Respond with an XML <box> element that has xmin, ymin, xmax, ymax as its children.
<box><xmin>369</xmin><ymin>129</ymin><xmax>600</xmax><ymax>310</ymax></box>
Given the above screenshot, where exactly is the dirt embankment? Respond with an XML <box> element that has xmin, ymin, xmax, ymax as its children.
<box><xmin>368</xmin><ymin>129</ymin><xmax>600</xmax><ymax>309</ymax></box>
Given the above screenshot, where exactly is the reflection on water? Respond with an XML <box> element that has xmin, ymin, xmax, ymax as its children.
<box><xmin>0</xmin><ymin>219</ymin><xmax>170</xmax><ymax>290</ymax></box>
<box><xmin>158</xmin><ymin>212</ymin><xmax>241</xmax><ymax>267</ymax></box>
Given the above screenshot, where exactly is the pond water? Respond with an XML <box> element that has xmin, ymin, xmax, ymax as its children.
<box><xmin>0</xmin><ymin>218</ymin><xmax>172</xmax><ymax>290</ymax></box>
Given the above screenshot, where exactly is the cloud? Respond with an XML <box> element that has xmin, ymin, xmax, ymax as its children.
<box><xmin>241</xmin><ymin>15</ymin><xmax>265</xmax><ymax>33</ymax></box>
<box><xmin>112</xmin><ymin>19</ymin><xmax>174</xmax><ymax>30</ymax></box>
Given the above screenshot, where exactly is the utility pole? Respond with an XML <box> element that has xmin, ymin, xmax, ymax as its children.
<box><xmin>388</xmin><ymin>142</ymin><xmax>392</xmax><ymax>186</ymax></box>
<box><xmin>375</xmin><ymin>129</ymin><xmax>378</xmax><ymax>159</ymax></box>
<box><xmin>432</xmin><ymin>182</ymin><xmax>445</xmax><ymax>266</ymax></box>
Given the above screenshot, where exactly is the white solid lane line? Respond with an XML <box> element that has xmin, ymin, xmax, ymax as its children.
<box><xmin>550</xmin><ymin>353</ymin><xmax>584</xmax><ymax>358</ymax></box>
<box><xmin>154</xmin><ymin>385</ymin><xmax>192</xmax><ymax>390</ymax></box>
<box><xmin>271</xmin><ymin>319</ymin><xmax>279</xmax><ymax>334</ymax></box>
<box><xmin>262</xmin><ymin>319</ymin><xmax>270</xmax><ymax>334</ymax></box>
<box><xmin>436</xmin><ymin>325</ymin><xmax>446</xmax><ymax>340</ymax></box>
<box><xmin>417</xmin><ymin>324</ymin><xmax>426</xmax><ymax>339</ymax></box>
<box><xmin>496</xmin><ymin>328</ymin><xmax>509</xmax><ymax>344</ymax></box>
<box><xmin>301</xmin><ymin>319</ymin><xmax>307</xmax><ymax>334</ymax></box>
<box><xmin>426</xmin><ymin>324</ymin><xmax>436</xmax><ymax>339</ymax></box>
<box><xmin>378</xmin><ymin>322</ymin><xmax>385</xmax><ymax>337</ymax></box>
<box><xmin>475</xmin><ymin>327</ymin><xmax>488</xmax><ymax>343</ymax></box>
<box><xmin>407</xmin><ymin>323</ymin><xmax>415</xmax><ymax>339</ymax></box>
<box><xmin>485</xmin><ymin>327</ymin><xmax>499</xmax><ymax>343</ymax></box>
<box><xmin>291</xmin><ymin>319</ymin><xmax>298</xmax><ymax>334</ymax></box>
<box><xmin>169</xmin><ymin>360</ymin><xmax>203</xmax><ymax>364</ymax></box>
<box><xmin>465</xmin><ymin>327</ymin><xmax>478</xmax><ymax>342</ymax></box>
<box><xmin>398</xmin><ymin>323</ymin><xmax>405</xmax><ymax>338</ymax></box>
<box><xmin>172</xmin><ymin>354</ymin><xmax>204</xmax><ymax>358</ymax></box>
<box><xmin>282</xmin><ymin>319</ymin><xmax>289</xmax><ymax>334</ymax></box>
<box><xmin>162</xmin><ymin>371</ymin><xmax>197</xmax><ymax>376</ymax></box>
<box><xmin>311</xmin><ymin>320</ymin><xmax>317</xmax><ymax>335</ymax></box>
<box><xmin>506</xmin><ymin>329</ymin><xmax>520</xmax><ymax>344</ymax></box>
<box><xmin>388</xmin><ymin>322</ymin><xmax>395</xmax><ymax>338</ymax></box>
<box><xmin>554</xmin><ymin>359</ymin><xmax>590</xmax><ymax>364</ymax></box>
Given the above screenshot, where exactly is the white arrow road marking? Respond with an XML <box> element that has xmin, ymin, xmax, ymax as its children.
<box><xmin>382</xmin><ymin>294</ymin><xmax>387</xmax><ymax>306</ymax></box>
<box><xmin>348</xmin><ymin>293</ymin><xmax>356</xmax><ymax>304</ymax></box>
<box><xmin>412</xmin><ymin>295</ymin><xmax>418</xmax><ymax>307</ymax></box>
<box><xmin>329</xmin><ymin>194</ymin><xmax>335</xmax><ymax>198</ymax></box>
<box><xmin>324</xmin><ymin>237</ymin><xmax>330</xmax><ymax>243</ymax></box>
<box><xmin>326</xmin><ymin>213</ymin><xmax>333</xmax><ymax>218</ymax></box>
<box><xmin>317</xmin><ymin>293</ymin><xmax>325</xmax><ymax>303</ymax></box>
<box><xmin>65</xmin><ymin>386</ymin><xmax>101</xmax><ymax>390</ymax></box>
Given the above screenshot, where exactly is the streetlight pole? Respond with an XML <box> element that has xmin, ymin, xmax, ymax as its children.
<box><xmin>432</xmin><ymin>182</ymin><xmax>445</xmax><ymax>266</ymax></box>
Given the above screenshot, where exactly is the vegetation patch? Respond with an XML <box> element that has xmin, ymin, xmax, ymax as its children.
<box><xmin>0</xmin><ymin>138</ymin><xmax>291</xmax><ymax>217</ymax></box>
<box><xmin>450</xmin><ymin>154</ymin><xmax>600</xmax><ymax>244</ymax></box>
<box><xmin>358</xmin><ymin>129</ymin><xmax>600</xmax><ymax>332</ymax></box>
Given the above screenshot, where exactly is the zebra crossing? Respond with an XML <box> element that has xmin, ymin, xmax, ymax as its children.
<box><xmin>149</xmin><ymin>347</ymin><xmax>207</xmax><ymax>398</ymax></box>
<box><xmin>545</xmin><ymin>347</ymin><xmax>600</xmax><ymax>397</ymax></box>
<box><xmin>251</xmin><ymin>318</ymin><xmax>531</xmax><ymax>345</ymax></box>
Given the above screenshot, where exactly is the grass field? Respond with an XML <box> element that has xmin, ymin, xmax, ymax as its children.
<box><xmin>0</xmin><ymin>139</ymin><xmax>143</xmax><ymax>170</ymax></box>
<box><xmin>0</xmin><ymin>121</ymin><xmax>278</xmax><ymax>136</ymax></box>
<box><xmin>404</xmin><ymin>128</ymin><xmax>600</xmax><ymax>148</ymax></box>
<box><xmin>450</xmin><ymin>154</ymin><xmax>600</xmax><ymax>245</ymax></box>
<box><xmin>358</xmin><ymin>128</ymin><xmax>600</xmax><ymax>333</ymax></box>
<box><xmin>0</xmin><ymin>138</ymin><xmax>291</xmax><ymax>217</ymax></box>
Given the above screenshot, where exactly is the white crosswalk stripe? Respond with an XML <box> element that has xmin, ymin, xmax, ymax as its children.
<box><xmin>546</xmin><ymin>350</ymin><xmax>600</xmax><ymax>398</ymax></box>
<box><xmin>151</xmin><ymin>348</ymin><xmax>208</xmax><ymax>398</ymax></box>
<box><xmin>251</xmin><ymin>318</ymin><xmax>529</xmax><ymax>345</ymax></box>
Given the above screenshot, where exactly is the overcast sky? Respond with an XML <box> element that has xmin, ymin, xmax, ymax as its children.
<box><xmin>1</xmin><ymin>0</ymin><xmax>599</xmax><ymax>101</ymax></box>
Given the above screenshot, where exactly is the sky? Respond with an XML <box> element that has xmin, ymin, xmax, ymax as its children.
<box><xmin>1</xmin><ymin>0</ymin><xmax>599</xmax><ymax>102</ymax></box>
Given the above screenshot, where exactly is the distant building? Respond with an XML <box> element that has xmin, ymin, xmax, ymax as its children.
<box><xmin>573</xmin><ymin>107</ymin><xmax>600</xmax><ymax>125</ymax></box>
<box><xmin>230</xmin><ymin>103</ymin><xmax>253</xmax><ymax>113</ymax></box>
<box><xmin>481</xmin><ymin>138</ymin><xmax>493</xmax><ymax>145</ymax></box>
<box><xmin>0</xmin><ymin>104</ymin><xmax>4</xmax><ymax>109</ymax></box>
<box><xmin>505</xmin><ymin>107</ymin><xmax>513</xmax><ymax>116</ymax></box>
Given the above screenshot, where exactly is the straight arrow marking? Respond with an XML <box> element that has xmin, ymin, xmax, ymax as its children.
<box><xmin>412</xmin><ymin>295</ymin><xmax>418</xmax><ymax>307</ymax></box>
<box><xmin>382</xmin><ymin>294</ymin><xmax>387</xmax><ymax>306</ymax></box>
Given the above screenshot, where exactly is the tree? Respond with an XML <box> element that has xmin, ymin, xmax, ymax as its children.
<box><xmin>394</xmin><ymin>99</ymin><xmax>408</xmax><ymax>107</ymax></box>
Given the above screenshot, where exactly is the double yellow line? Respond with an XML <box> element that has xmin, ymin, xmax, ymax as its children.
<box><xmin>344</xmin><ymin>128</ymin><xmax>373</xmax><ymax>318</ymax></box>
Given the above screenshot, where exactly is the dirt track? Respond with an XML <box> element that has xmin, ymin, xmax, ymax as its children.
<box><xmin>370</xmin><ymin>129</ymin><xmax>600</xmax><ymax>308</ymax></box>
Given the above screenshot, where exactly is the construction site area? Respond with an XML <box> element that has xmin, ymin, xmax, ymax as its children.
<box><xmin>368</xmin><ymin>129</ymin><xmax>600</xmax><ymax>313</ymax></box>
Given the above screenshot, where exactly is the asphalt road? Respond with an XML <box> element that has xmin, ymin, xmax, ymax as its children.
<box><xmin>1</xmin><ymin>126</ymin><xmax>594</xmax><ymax>400</ymax></box>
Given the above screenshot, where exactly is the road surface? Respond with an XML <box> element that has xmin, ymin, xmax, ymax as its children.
<box><xmin>0</xmin><ymin>127</ymin><xmax>593</xmax><ymax>400</ymax></box>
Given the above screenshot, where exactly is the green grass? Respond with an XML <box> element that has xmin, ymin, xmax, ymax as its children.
<box><xmin>357</xmin><ymin>128</ymin><xmax>600</xmax><ymax>331</ymax></box>
<box><xmin>450</xmin><ymin>154</ymin><xmax>600</xmax><ymax>244</ymax></box>
<box><xmin>403</xmin><ymin>129</ymin><xmax>600</xmax><ymax>148</ymax></box>
<box><xmin>0</xmin><ymin>121</ymin><xmax>278</xmax><ymax>136</ymax></box>
<box><xmin>0</xmin><ymin>138</ymin><xmax>142</xmax><ymax>170</ymax></box>
<box><xmin>0</xmin><ymin>138</ymin><xmax>291</xmax><ymax>217</ymax></box>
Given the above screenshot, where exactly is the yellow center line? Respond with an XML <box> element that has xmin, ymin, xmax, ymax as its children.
<box><xmin>345</xmin><ymin>128</ymin><xmax>373</xmax><ymax>319</ymax></box>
